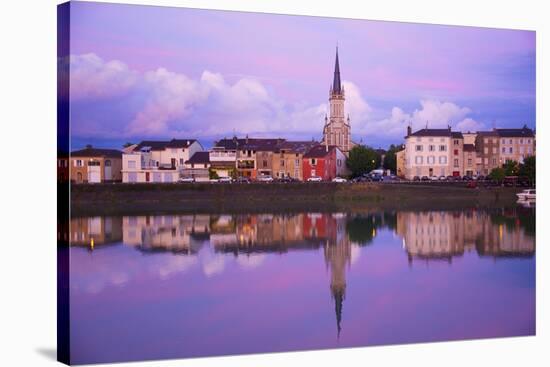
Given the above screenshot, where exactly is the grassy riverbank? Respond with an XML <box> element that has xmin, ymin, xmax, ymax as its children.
<box><xmin>67</xmin><ymin>182</ymin><xmax>524</xmax><ymax>217</ymax></box>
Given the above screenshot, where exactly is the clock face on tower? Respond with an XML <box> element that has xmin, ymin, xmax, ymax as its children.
<box><xmin>323</xmin><ymin>47</ymin><xmax>352</xmax><ymax>155</ymax></box>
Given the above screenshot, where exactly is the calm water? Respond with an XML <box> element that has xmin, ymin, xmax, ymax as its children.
<box><xmin>66</xmin><ymin>207</ymin><xmax>535</xmax><ymax>364</ymax></box>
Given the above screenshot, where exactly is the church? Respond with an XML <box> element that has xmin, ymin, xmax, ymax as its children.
<box><xmin>322</xmin><ymin>47</ymin><xmax>353</xmax><ymax>156</ymax></box>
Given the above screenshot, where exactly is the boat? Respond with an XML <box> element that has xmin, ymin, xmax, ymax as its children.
<box><xmin>516</xmin><ymin>189</ymin><xmax>536</xmax><ymax>201</ymax></box>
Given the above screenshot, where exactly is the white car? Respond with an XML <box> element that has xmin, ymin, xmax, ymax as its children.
<box><xmin>218</xmin><ymin>177</ymin><xmax>233</xmax><ymax>183</ymax></box>
<box><xmin>429</xmin><ymin>175</ymin><xmax>440</xmax><ymax>181</ymax></box>
<box><xmin>307</xmin><ymin>176</ymin><xmax>322</xmax><ymax>182</ymax></box>
<box><xmin>178</xmin><ymin>177</ymin><xmax>195</xmax><ymax>183</ymax></box>
<box><xmin>257</xmin><ymin>175</ymin><xmax>274</xmax><ymax>182</ymax></box>
<box><xmin>332</xmin><ymin>177</ymin><xmax>347</xmax><ymax>183</ymax></box>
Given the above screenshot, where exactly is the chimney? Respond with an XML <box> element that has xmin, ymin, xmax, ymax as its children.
<box><xmin>407</xmin><ymin>125</ymin><xmax>412</xmax><ymax>137</ymax></box>
<box><xmin>245</xmin><ymin>134</ymin><xmax>249</xmax><ymax>144</ymax></box>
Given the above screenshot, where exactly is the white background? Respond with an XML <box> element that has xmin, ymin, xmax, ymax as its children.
<box><xmin>0</xmin><ymin>0</ymin><xmax>547</xmax><ymax>366</ymax></box>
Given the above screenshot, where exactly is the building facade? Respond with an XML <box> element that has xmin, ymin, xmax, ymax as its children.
<box><xmin>302</xmin><ymin>144</ymin><xmax>344</xmax><ymax>181</ymax></box>
<box><xmin>322</xmin><ymin>48</ymin><xmax>352</xmax><ymax>156</ymax></box>
<box><xmin>403</xmin><ymin>127</ymin><xmax>454</xmax><ymax>179</ymax></box>
<box><xmin>183</xmin><ymin>151</ymin><xmax>211</xmax><ymax>182</ymax></box>
<box><xmin>273</xmin><ymin>141</ymin><xmax>319</xmax><ymax>180</ymax></box>
<box><xmin>70</xmin><ymin>147</ymin><xmax>122</xmax><ymax>183</ymax></box>
<box><xmin>122</xmin><ymin>139</ymin><xmax>203</xmax><ymax>183</ymax></box>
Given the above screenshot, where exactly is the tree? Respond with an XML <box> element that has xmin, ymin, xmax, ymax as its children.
<box><xmin>518</xmin><ymin>156</ymin><xmax>535</xmax><ymax>185</ymax></box>
<box><xmin>489</xmin><ymin>167</ymin><xmax>505</xmax><ymax>182</ymax></box>
<box><xmin>502</xmin><ymin>160</ymin><xmax>519</xmax><ymax>176</ymax></box>
<box><xmin>208</xmin><ymin>168</ymin><xmax>219</xmax><ymax>180</ymax></box>
<box><xmin>346</xmin><ymin>145</ymin><xmax>381</xmax><ymax>178</ymax></box>
<box><xmin>383</xmin><ymin>144</ymin><xmax>401</xmax><ymax>173</ymax></box>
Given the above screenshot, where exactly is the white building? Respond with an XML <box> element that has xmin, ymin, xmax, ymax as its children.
<box><xmin>122</xmin><ymin>139</ymin><xmax>203</xmax><ymax>183</ymax></box>
<box><xmin>403</xmin><ymin>127</ymin><xmax>455</xmax><ymax>179</ymax></box>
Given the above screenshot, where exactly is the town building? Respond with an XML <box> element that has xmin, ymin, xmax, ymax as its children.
<box><xmin>183</xmin><ymin>151</ymin><xmax>211</xmax><ymax>182</ymax></box>
<box><xmin>209</xmin><ymin>138</ymin><xmax>238</xmax><ymax>178</ymax></box>
<box><xmin>475</xmin><ymin>126</ymin><xmax>535</xmax><ymax>175</ymax></box>
<box><xmin>396</xmin><ymin>149</ymin><xmax>406</xmax><ymax>178</ymax></box>
<box><xmin>122</xmin><ymin>139</ymin><xmax>203</xmax><ymax>183</ymax></box>
<box><xmin>272</xmin><ymin>141</ymin><xmax>319</xmax><ymax>180</ymax></box>
<box><xmin>403</xmin><ymin>127</ymin><xmax>455</xmax><ymax>179</ymax></box>
<box><xmin>322</xmin><ymin>48</ymin><xmax>352</xmax><ymax>156</ymax></box>
<box><xmin>303</xmin><ymin>144</ymin><xmax>346</xmax><ymax>181</ymax></box>
<box><xmin>70</xmin><ymin>147</ymin><xmax>122</xmax><ymax>183</ymax></box>
<box><xmin>463</xmin><ymin>143</ymin><xmax>477</xmax><ymax>176</ymax></box>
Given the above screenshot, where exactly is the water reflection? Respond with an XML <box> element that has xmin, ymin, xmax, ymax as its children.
<box><xmin>69</xmin><ymin>208</ymin><xmax>535</xmax><ymax>341</ymax></box>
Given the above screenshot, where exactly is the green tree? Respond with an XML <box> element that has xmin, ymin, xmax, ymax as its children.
<box><xmin>518</xmin><ymin>156</ymin><xmax>536</xmax><ymax>185</ymax></box>
<box><xmin>346</xmin><ymin>145</ymin><xmax>381</xmax><ymax>178</ymax></box>
<box><xmin>209</xmin><ymin>168</ymin><xmax>219</xmax><ymax>180</ymax></box>
<box><xmin>383</xmin><ymin>144</ymin><xmax>402</xmax><ymax>173</ymax></box>
<box><xmin>502</xmin><ymin>160</ymin><xmax>519</xmax><ymax>176</ymax></box>
<box><xmin>489</xmin><ymin>167</ymin><xmax>505</xmax><ymax>182</ymax></box>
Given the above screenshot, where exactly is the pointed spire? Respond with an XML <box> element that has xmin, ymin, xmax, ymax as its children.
<box><xmin>333</xmin><ymin>287</ymin><xmax>344</xmax><ymax>338</ymax></box>
<box><xmin>332</xmin><ymin>46</ymin><xmax>342</xmax><ymax>95</ymax></box>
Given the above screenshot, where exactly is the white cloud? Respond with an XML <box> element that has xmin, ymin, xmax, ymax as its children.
<box><xmin>69</xmin><ymin>53</ymin><xmax>484</xmax><ymax>141</ymax></box>
<box><xmin>70</xmin><ymin>53</ymin><xmax>138</xmax><ymax>99</ymax></box>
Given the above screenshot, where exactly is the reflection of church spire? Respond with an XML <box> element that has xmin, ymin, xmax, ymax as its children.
<box><xmin>332</xmin><ymin>283</ymin><xmax>344</xmax><ymax>338</ymax></box>
<box><xmin>324</xmin><ymin>223</ymin><xmax>352</xmax><ymax>339</ymax></box>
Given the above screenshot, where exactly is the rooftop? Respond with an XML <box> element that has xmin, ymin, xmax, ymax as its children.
<box><xmin>304</xmin><ymin>144</ymin><xmax>339</xmax><ymax>158</ymax></box>
<box><xmin>185</xmin><ymin>151</ymin><xmax>210</xmax><ymax>165</ymax></box>
<box><xmin>71</xmin><ymin>147</ymin><xmax>122</xmax><ymax>158</ymax></box>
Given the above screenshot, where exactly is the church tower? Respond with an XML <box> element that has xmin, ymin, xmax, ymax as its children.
<box><xmin>323</xmin><ymin>47</ymin><xmax>352</xmax><ymax>155</ymax></box>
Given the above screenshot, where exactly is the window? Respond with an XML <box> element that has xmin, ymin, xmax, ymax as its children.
<box><xmin>454</xmin><ymin>139</ymin><xmax>459</xmax><ymax>145</ymax></box>
<box><xmin>180</xmin><ymin>158</ymin><xmax>184</xmax><ymax>165</ymax></box>
<box><xmin>484</xmin><ymin>147</ymin><xmax>488</xmax><ymax>154</ymax></box>
<box><xmin>415</xmin><ymin>156</ymin><xmax>423</xmax><ymax>164</ymax></box>
<box><xmin>280</xmin><ymin>159</ymin><xmax>285</xmax><ymax>167</ymax></box>
<box><xmin>439</xmin><ymin>156</ymin><xmax>447</xmax><ymax>164</ymax></box>
<box><xmin>262</xmin><ymin>160</ymin><xmax>268</xmax><ymax>168</ymax></box>
<box><xmin>509</xmin><ymin>139</ymin><xmax>513</xmax><ymax>144</ymax></box>
<box><xmin>467</xmin><ymin>159</ymin><xmax>472</xmax><ymax>166</ymax></box>
<box><xmin>484</xmin><ymin>138</ymin><xmax>489</xmax><ymax>144</ymax></box>
<box><xmin>427</xmin><ymin>156</ymin><xmax>435</xmax><ymax>164</ymax></box>
<box><xmin>520</xmin><ymin>139</ymin><xmax>523</xmax><ymax>144</ymax></box>
<box><xmin>75</xmin><ymin>159</ymin><xmax>83</xmax><ymax>167</ymax></box>
<box><xmin>415</xmin><ymin>145</ymin><xmax>423</xmax><ymax>151</ymax></box>
<box><xmin>454</xmin><ymin>159</ymin><xmax>459</xmax><ymax>168</ymax></box>
<box><xmin>492</xmin><ymin>147</ymin><xmax>497</xmax><ymax>154</ymax></box>
<box><xmin>105</xmin><ymin>160</ymin><xmax>111</xmax><ymax>167</ymax></box>
<box><xmin>454</xmin><ymin>149</ymin><xmax>458</xmax><ymax>156</ymax></box>
<box><xmin>502</xmin><ymin>147</ymin><xmax>506</xmax><ymax>154</ymax></box>
<box><xmin>492</xmin><ymin>158</ymin><xmax>497</xmax><ymax>165</ymax></box>
<box><xmin>501</xmin><ymin>139</ymin><xmax>505</xmax><ymax>144</ymax></box>
<box><xmin>295</xmin><ymin>159</ymin><xmax>300</xmax><ymax>166</ymax></box>
<box><xmin>527</xmin><ymin>139</ymin><xmax>531</xmax><ymax>144</ymax></box>
<box><xmin>439</xmin><ymin>145</ymin><xmax>446</xmax><ymax>151</ymax></box>
<box><xmin>311</xmin><ymin>158</ymin><xmax>317</xmax><ymax>165</ymax></box>
<box><xmin>429</xmin><ymin>145</ymin><xmax>435</xmax><ymax>151</ymax></box>
<box><xmin>128</xmin><ymin>160</ymin><xmax>136</xmax><ymax>169</ymax></box>
<box><xmin>337</xmin><ymin>159</ymin><xmax>342</xmax><ymax>167</ymax></box>
<box><xmin>509</xmin><ymin>147</ymin><xmax>513</xmax><ymax>154</ymax></box>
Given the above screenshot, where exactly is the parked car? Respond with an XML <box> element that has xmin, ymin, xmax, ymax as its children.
<box><xmin>218</xmin><ymin>176</ymin><xmax>233</xmax><ymax>183</ymax></box>
<box><xmin>257</xmin><ymin>175</ymin><xmax>274</xmax><ymax>182</ymax></box>
<box><xmin>370</xmin><ymin>174</ymin><xmax>383</xmax><ymax>182</ymax></box>
<box><xmin>307</xmin><ymin>176</ymin><xmax>322</xmax><ymax>182</ymax></box>
<box><xmin>178</xmin><ymin>177</ymin><xmax>195</xmax><ymax>183</ymax></box>
<box><xmin>332</xmin><ymin>177</ymin><xmax>347</xmax><ymax>183</ymax></box>
<box><xmin>412</xmin><ymin>176</ymin><xmax>420</xmax><ymax>182</ymax></box>
<box><xmin>276</xmin><ymin>176</ymin><xmax>295</xmax><ymax>183</ymax></box>
<box><xmin>462</xmin><ymin>175</ymin><xmax>473</xmax><ymax>181</ymax></box>
<box><xmin>438</xmin><ymin>175</ymin><xmax>446</xmax><ymax>181</ymax></box>
<box><xmin>428</xmin><ymin>175</ymin><xmax>439</xmax><ymax>181</ymax></box>
<box><xmin>421</xmin><ymin>176</ymin><xmax>430</xmax><ymax>182</ymax></box>
<box><xmin>234</xmin><ymin>176</ymin><xmax>251</xmax><ymax>184</ymax></box>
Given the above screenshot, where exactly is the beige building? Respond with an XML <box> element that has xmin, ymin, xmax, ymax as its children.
<box><xmin>273</xmin><ymin>141</ymin><xmax>319</xmax><ymax>180</ymax></box>
<box><xmin>70</xmin><ymin>147</ymin><xmax>122</xmax><ymax>183</ymax></box>
<box><xmin>403</xmin><ymin>127</ymin><xmax>455</xmax><ymax>179</ymax></box>
<box><xmin>396</xmin><ymin>149</ymin><xmax>406</xmax><ymax>178</ymax></box>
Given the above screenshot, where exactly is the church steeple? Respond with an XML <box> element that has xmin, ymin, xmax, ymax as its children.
<box><xmin>332</xmin><ymin>47</ymin><xmax>342</xmax><ymax>95</ymax></box>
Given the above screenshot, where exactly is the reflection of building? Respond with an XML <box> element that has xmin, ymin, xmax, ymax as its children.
<box><xmin>122</xmin><ymin>215</ymin><xmax>210</xmax><ymax>254</ymax></box>
<box><xmin>396</xmin><ymin>209</ymin><xmax>535</xmax><ymax>262</ymax></box>
<box><xmin>70</xmin><ymin>216</ymin><xmax>123</xmax><ymax>247</ymax></box>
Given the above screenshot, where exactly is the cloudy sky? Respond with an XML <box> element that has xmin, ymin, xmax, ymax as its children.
<box><xmin>67</xmin><ymin>2</ymin><xmax>535</xmax><ymax>149</ymax></box>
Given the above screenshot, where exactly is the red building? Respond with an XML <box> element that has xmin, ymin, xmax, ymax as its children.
<box><xmin>303</xmin><ymin>145</ymin><xmax>340</xmax><ymax>181</ymax></box>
